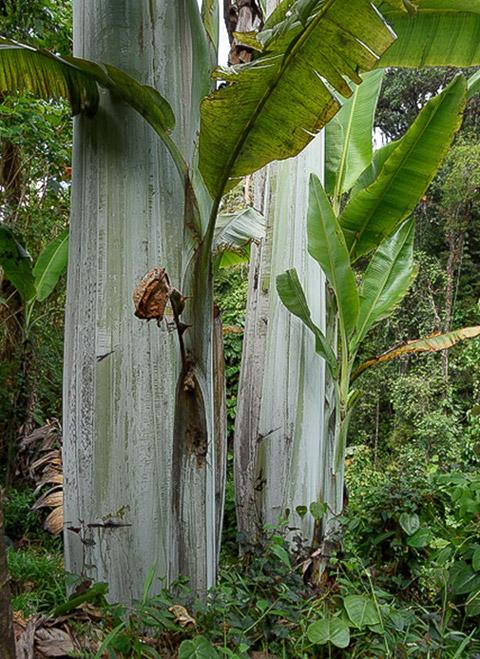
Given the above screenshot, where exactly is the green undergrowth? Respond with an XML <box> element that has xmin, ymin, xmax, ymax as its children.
<box><xmin>8</xmin><ymin>545</ymin><xmax>66</xmax><ymax>615</ymax></box>
<box><xmin>5</xmin><ymin>465</ymin><xmax>480</xmax><ymax>656</ymax></box>
<box><xmin>9</xmin><ymin>464</ymin><xmax>472</xmax><ymax>658</ymax></box>
<box><xmin>4</xmin><ymin>486</ymin><xmax>66</xmax><ymax>615</ymax></box>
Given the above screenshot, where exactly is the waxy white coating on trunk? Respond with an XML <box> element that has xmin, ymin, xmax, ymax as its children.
<box><xmin>235</xmin><ymin>134</ymin><xmax>328</xmax><ymax>544</ymax></box>
<box><xmin>64</xmin><ymin>1</ymin><xmax>217</xmax><ymax>602</ymax></box>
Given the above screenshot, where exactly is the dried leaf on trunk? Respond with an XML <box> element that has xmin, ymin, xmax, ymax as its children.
<box><xmin>133</xmin><ymin>267</ymin><xmax>170</xmax><ymax>323</ymax></box>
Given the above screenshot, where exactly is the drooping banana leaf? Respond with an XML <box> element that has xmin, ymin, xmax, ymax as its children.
<box><xmin>199</xmin><ymin>0</ymin><xmax>395</xmax><ymax>201</ymax></box>
<box><xmin>0</xmin><ymin>39</ymin><xmax>189</xmax><ymax>181</ymax></box>
<box><xmin>212</xmin><ymin>207</ymin><xmax>265</xmax><ymax>269</ymax></box>
<box><xmin>325</xmin><ymin>69</ymin><xmax>384</xmax><ymax>197</ymax></box>
<box><xmin>307</xmin><ymin>174</ymin><xmax>359</xmax><ymax>338</ymax></box>
<box><xmin>377</xmin><ymin>1</ymin><xmax>480</xmax><ymax>68</ymax></box>
<box><xmin>353</xmin><ymin>219</ymin><xmax>416</xmax><ymax>350</ymax></box>
<box><xmin>213</xmin><ymin>207</ymin><xmax>265</xmax><ymax>249</ymax></box>
<box><xmin>0</xmin><ymin>39</ymin><xmax>99</xmax><ymax>115</ymax></box>
<box><xmin>340</xmin><ymin>75</ymin><xmax>466</xmax><ymax>261</ymax></box>
<box><xmin>33</xmin><ymin>229</ymin><xmax>69</xmax><ymax>302</ymax></box>
<box><xmin>276</xmin><ymin>268</ymin><xmax>337</xmax><ymax>375</ymax></box>
<box><xmin>0</xmin><ymin>39</ymin><xmax>174</xmax><ymax>131</ymax></box>
<box><xmin>352</xmin><ymin>326</ymin><xmax>480</xmax><ymax>381</ymax></box>
<box><xmin>0</xmin><ymin>226</ymin><xmax>35</xmax><ymax>301</ymax></box>
<box><xmin>0</xmin><ymin>38</ymin><xmax>202</xmax><ymax>232</ymax></box>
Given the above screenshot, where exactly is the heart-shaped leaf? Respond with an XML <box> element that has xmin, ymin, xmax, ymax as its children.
<box><xmin>344</xmin><ymin>595</ymin><xmax>380</xmax><ymax>629</ymax></box>
<box><xmin>399</xmin><ymin>512</ymin><xmax>420</xmax><ymax>536</ymax></box>
<box><xmin>307</xmin><ymin>617</ymin><xmax>350</xmax><ymax>649</ymax></box>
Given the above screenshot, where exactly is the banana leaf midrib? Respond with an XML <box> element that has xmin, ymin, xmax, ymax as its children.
<box><xmin>355</xmin><ymin>221</ymin><xmax>412</xmax><ymax>344</ymax></box>
<box><xmin>334</xmin><ymin>83</ymin><xmax>362</xmax><ymax>201</ymax></box>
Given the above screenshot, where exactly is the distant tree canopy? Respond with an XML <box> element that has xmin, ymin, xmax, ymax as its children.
<box><xmin>376</xmin><ymin>67</ymin><xmax>480</xmax><ymax>141</ymax></box>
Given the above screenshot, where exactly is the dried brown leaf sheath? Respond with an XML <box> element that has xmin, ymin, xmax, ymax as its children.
<box><xmin>133</xmin><ymin>267</ymin><xmax>170</xmax><ymax>323</ymax></box>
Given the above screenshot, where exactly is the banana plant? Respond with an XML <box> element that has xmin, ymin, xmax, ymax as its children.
<box><xmin>0</xmin><ymin>226</ymin><xmax>68</xmax><ymax>476</ymax></box>
<box><xmin>0</xmin><ymin>226</ymin><xmax>68</xmax><ymax>335</ymax></box>
<box><xmin>1</xmin><ymin>0</ymin><xmax>480</xmax><ymax>599</ymax></box>
<box><xmin>277</xmin><ymin>75</ymin><xmax>480</xmax><ymax>570</ymax></box>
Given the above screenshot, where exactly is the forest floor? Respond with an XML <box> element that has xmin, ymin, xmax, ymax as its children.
<box><xmin>4</xmin><ymin>445</ymin><xmax>480</xmax><ymax>658</ymax></box>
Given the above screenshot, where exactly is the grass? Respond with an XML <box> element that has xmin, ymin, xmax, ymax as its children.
<box><xmin>8</xmin><ymin>545</ymin><xmax>66</xmax><ymax>615</ymax></box>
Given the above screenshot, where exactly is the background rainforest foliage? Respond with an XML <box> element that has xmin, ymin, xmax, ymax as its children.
<box><xmin>1</xmin><ymin>0</ymin><xmax>480</xmax><ymax>657</ymax></box>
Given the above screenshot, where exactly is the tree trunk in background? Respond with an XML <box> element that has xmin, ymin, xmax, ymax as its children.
<box><xmin>0</xmin><ymin>115</ymin><xmax>24</xmax><ymax>479</ymax></box>
<box><xmin>0</xmin><ymin>489</ymin><xmax>15</xmax><ymax>659</ymax></box>
<box><xmin>442</xmin><ymin>224</ymin><xmax>466</xmax><ymax>382</ymax></box>
<box><xmin>235</xmin><ymin>132</ymin><xmax>326</xmax><ymax>544</ymax></box>
<box><xmin>64</xmin><ymin>0</ymin><xmax>217</xmax><ymax>601</ymax></box>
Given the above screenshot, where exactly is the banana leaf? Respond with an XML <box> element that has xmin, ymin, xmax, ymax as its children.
<box><xmin>325</xmin><ymin>69</ymin><xmax>384</xmax><ymax>197</ymax></box>
<box><xmin>199</xmin><ymin>0</ymin><xmax>394</xmax><ymax>201</ymax></box>
<box><xmin>213</xmin><ymin>207</ymin><xmax>265</xmax><ymax>249</ymax></box>
<box><xmin>352</xmin><ymin>326</ymin><xmax>480</xmax><ymax>380</ymax></box>
<box><xmin>340</xmin><ymin>76</ymin><xmax>466</xmax><ymax>261</ymax></box>
<box><xmin>307</xmin><ymin>175</ymin><xmax>359</xmax><ymax>338</ymax></box>
<box><xmin>0</xmin><ymin>38</ymin><xmax>98</xmax><ymax>116</ymax></box>
<box><xmin>276</xmin><ymin>268</ymin><xmax>337</xmax><ymax>375</ymax></box>
<box><xmin>351</xmin><ymin>138</ymin><xmax>400</xmax><ymax>195</ymax></box>
<box><xmin>0</xmin><ymin>38</ymin><xmax>201</xmax><ymax>232</ymax></box>
<box><xmin>0</xmin><ymin>38</ymin><xmax>183</xmax><ymax>172</ymax></box>
<box><xmin>353</xmin><ymin>219</ymin><xmax>416</xmax><ymax>349</ymax></box>
<box><xmin>0</xmin><ymin>226</ymin><xmax>35</xmax><ymax>301</ymax></box>
<box><xmin>0</xmin><ymin>39</ymin><xmax>175</xmax><ymax>132</ymax></box>
<box><xmin>213</xmin><ymin>207</ymin><xmax>265</xmax><ymax>270</ymax></box>
<box><xmin>33</xmin><ymin>230</ymin><xmax>69</xmax><ymax>302</ymax></box>
<box><xmin>378</xmin><ymin>1</ymin><xmax>480</xmax><ymax>68</ymax></box>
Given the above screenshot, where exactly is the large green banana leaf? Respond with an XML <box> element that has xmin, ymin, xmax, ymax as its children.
<box><xmin>353</xmin><ymin>219</ymin><xmax>416</xmax><ymax>349</ymax></box>
<box><xmin>378</xmin><ymin>1</ymin><xmax>480</xmax><ymax>68</ymax></box>
<box><xmin>351</xmin><ymin>138</ymin><xmax>400</xmax><ymax>195</ymax></box>
<box><xmin>199</xmin><ymin>0</ymin><xmax>394</xmax><ymax>201</ymax></box>
<box><xmin>0</xmin><ymin>39</ymin><xmax>98</xmax><ymax>115</ymax></box>
<box><xmin>325</xmin><ymin>69</ymin><xmax>384</xmax><ymax>197</ymax></box>
<box><xmin>351</xmin><ymin>68</ymin><xmax>480</xmax><ymax>196</ymax></box>
<box><xmin>340</xmin><ymin>75</ymin><xmax>466</xmax><ymax>261</ymax></box>
<box><xmin>307</xmin><ymin>175</ymin><xmax>359</xmax><ymax>338</ymax></box>
<box><xmin>352</xmin><ymin>326</ymin><xmax>480</xmax><ymax>381</ymax></box>
<box><xmin>276</xmin><ymin>268</ymin><xmax>337</xmax><ymax>375</ymax></box>
<box><xmin>0</xmin><ymin>39</ymin><xmax>174</xmax><ymax>132</ymax></box>
<box><xmin>33</xmin><ymin>230</ymin><xmax>69</xmax><ymax>302</ymax></box>
<box><xmin>0</xmin><ymin>38</ymin><xmax>203</xmax><ymax>232</ymax></box>
<box><xmin>0</xmin><ymin>226</ymin><xmax>35</xmax><ymax>301</ymax></box>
